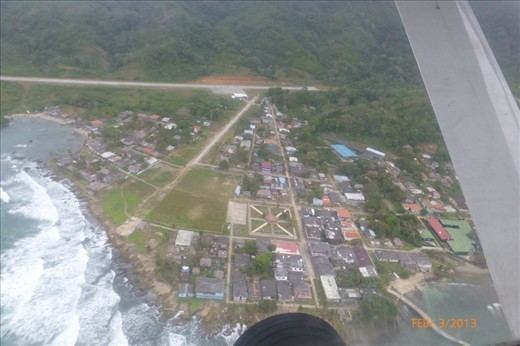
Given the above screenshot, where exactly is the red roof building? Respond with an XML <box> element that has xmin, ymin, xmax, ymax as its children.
<box><xmin>402</xmin><ymin>202</ymin><xmax>422</xmax><ymax>215</ymax></box>
<box><xmin>322</xmin><ymin>195</ymin><xmax>332</xmax><ymax>207</ymax></box>
<box><xmin>90</xmin><ymin>119</ymin><xmax>104</xmax><ymax>128</ymax></box>
<box><xmin>261</xmin><ymin>161</ymin><xmax>273</xmax><ymax>172</ymax></box>
<box><xmin>422</xmin><ymin>199</ymin><xmax>446</xmax><ymax>213</ymax></box>
<box><xmin>272</xmin><ymin>240</ymin><xmax>300</xmax><ymax>255</ymax></box>
<box><xmin>428</xmin><ymin>217</ymin><xmax>451</xmax><ymax>241</ymax></box>
<box><xmin>337</xmin><ymin>207</ymin><xmax>351</xmax><ymax>219</ymax></box>
<box><xmin>143</xmin><ymin>147</ymin><xmax>155</xmax><ymax>155</ymax></box>
<box><xmin>341</xmin><ymin>219</ymin><xmax>355</xmax><ymax>230</ymax></box>
<box><xmin>343</xmin><ymin>230</ymin><xmax>361</xmax><ymax>241</ymax></box>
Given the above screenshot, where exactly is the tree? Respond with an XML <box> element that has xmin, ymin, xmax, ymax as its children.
<box><xmin>244</xmin><ymin>240</ymin><xmax>258</xmax><ymax>256</ymax></box>
<box><xmin>218</xmin><ymin>159</ymin><xmax>230</xmax><ymax>170</ymax></box>
<box><xmin>248</xmin><ymin>252</ymin><xmax>273</xmax><ymax>277</ymax></box>
<box><xmin>336</xmin><ymin>269</ymin><xmax>362</xmax><ymax>288</ymax></box>
<box><xmin>357</xmin><ymin>294</ymin><xmax>397</xmax><ymax>324</ymax></box>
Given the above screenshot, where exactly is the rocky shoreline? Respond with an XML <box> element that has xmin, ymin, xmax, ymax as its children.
<box><xmin>9</xmin><ymin>113</ymin><xmax>182</xmax><ymax>316</ymax></box>
<box><xmin>49</xmin><ymin>162</ymin><xmax>182</xmax><ymax>318</ymax></box>
<box><xmin>31</xmin><ymin>125</ymin><xmax>181</xmax><ymax>324</ymax></box>
<box><xmin>7</xmin><ymin>113</ymin><xmax>240</xmax><ymax>342</ymax></box>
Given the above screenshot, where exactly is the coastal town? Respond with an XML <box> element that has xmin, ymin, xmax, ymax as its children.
<box><xmin>2</xmin><ymin>1</ymin><xmax>518</xmax><ymax>344</ymax></box>
<box><xmin>7</xmin><ymin>90</ymin><xmax>484</xmax><ymax>342</ymax></box>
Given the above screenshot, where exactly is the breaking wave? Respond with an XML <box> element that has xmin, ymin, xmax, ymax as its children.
<box><xmin>0</xmin><ymin>187</ymin><xmax>10</xmax><ymax>203</ymax></box>
<box><xmin>0</xmin><ymin>169</ymin><xmax>128</xmax><ymax>345</ymax></box>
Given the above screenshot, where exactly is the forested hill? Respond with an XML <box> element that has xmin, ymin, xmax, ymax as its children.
<box><xmin>0</xmin><ymin>1</ymin><xmax>418</xmax><ymax>86</ymax></box>
<box><xmin>1</xmin><ymin>1</ymin><xmax>518</xmax><ymax>91</ymax></box>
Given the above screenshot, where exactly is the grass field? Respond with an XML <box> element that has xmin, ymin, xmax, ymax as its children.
<box><xmin>126</xmin><ymin>226</ymin><xmax>172</xmax><ymax>254</ymax></box>
<box><xmin>139</xmin><ymin>165</ymin><xmax>177</xmax><ymax>187</ymax></box>
<box><xmin>127</xmin><ymin>229</ymin><xmax>147</xmax><ymax>253</ymax></box>
<box><xmin>147</xmin><ymin>168</ymin><xmax>237</xmax><ymax>231</ymax></box>
<box><xmin>100</xmin><ymin>179</ymin><xmax>154</xmax><ymax>225</ymax></box>
<box><xmin>167</xmin><ymin>141</ymin><xmax>205</xmax><ymax>166</ymax></box>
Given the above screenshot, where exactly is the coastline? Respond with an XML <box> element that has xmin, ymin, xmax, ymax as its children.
<box><xmin>2</xmin><ymin>114</ymin><xmax>178</xmax><ymax>318</ymax></box>
<box><xmin>13</xmin><ymin>111</ymin><xmax>184</xmax><ymax>320</ymax></box>
<box><xmin>6</xmin><ymin>113</ymin><xmax>90</xmax><ymax>137</ymax></box>
<box><xmin>4</xmin><ymin>112</ymin><xmax>256</xmax><ymax>340</ymax></box>
<box><xmin>47</xmin><ymin>161</ymin><xmax>181</xmax><ymax>318</ymax></box>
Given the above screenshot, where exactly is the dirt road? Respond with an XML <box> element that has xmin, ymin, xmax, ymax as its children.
<box><xmin>115</xmin><ymin>97</ymin><xmax>257</xmax><ymax>234</ymax></box>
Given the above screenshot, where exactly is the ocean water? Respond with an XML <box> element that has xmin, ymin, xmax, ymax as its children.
<box><xmin>382</xmin><ymin>276</ymin><xmax>513</xmax><ymax>346</ymax></box>
<box><xmin>0</xmin><ymin>118</ymin><xmax>222</xmax><ymax>346</ymax></box>
<box><xmin>415</xmin><ymin>277</ymin><xmax>513</xmax><ymax>345</ymax></box>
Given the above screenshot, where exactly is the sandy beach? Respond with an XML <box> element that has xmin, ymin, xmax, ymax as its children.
<box><xmin>390</xmin><ymin>272</ymin><xmax>427</xmax><ymax>295</ymax></box>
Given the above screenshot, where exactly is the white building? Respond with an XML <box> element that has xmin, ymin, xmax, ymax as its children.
<box><xmin>175</xmin><ymin>230</ymin><xmax>194</xmax><ymax>247</ymax></box>
<box><xmin>232</xmin><ymin>93</ymin><xmax>248</xmax><ymax>100</ymax></box>
<box><xmin>358</xmin><ymin>266</ymin><xmax>378</xmax><ymax>278</ymax></box>
<box><xmin>366</xmin><ymin>147</ymin><xmax>386</xmax><ymax>158</ymax></box>
<box><xmin>333</xmin><ymin>175</ymin><xmax>350</xmax><ymax>183</ymax></box>
<box><xmin>101</xmin><ymin>151</ymin><xmax>116</xmax><ymax>159</ymax></box>
<box><xmin>345</xmin><ymin>192</ymin><xmax>365</xmax><ymax>201</ymax></box>
<box><xmin>320</xmin><ymin>275</ymin><xmax>340</xmax><ymax>303</ymax></box>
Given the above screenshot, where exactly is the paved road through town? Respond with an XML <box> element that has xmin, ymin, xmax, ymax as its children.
<box><xmin>271</xmin><ymin>103</ymin><xmax>321</xmax><ymax>308</ymax></box>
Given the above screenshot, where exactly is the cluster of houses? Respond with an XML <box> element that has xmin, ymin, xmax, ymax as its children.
<box><xmin>385</xmin><ymin>151</ymin><xmax>462</xmax><ymax>216</ymax></box>
<box><xmin>230</xmin><ymin>239</ymin><xmax>314</xmax><ymax>303</ymax></box>
<box><xmin>47</xmin><ymin>106</ymin><xmax>214</xmax><ymax>194</ymax></box>
<box><xmin>309</xmin><ymin>174</ymin><xmax>366</xmax><ymax>209</ymax></box>
<box><xmin>55</xmin><ymin>147</ymin><xmax>126</xmax><ymax>194</ymax></box>
<box><xmin>301</xmin><ymin>207</ymin><xmax>361</xmax><ymax>244</ymax></box>
<box><xmin>373</xmin><ymin>250</ymin><xmax>432</xmax><ymax>272</ymax></box>
<box><xmin>171</xmin><ymin>230</ymin><xmax>229</xmax><ymax>300</ymax></box>
<box><xmin>298</xmin><ymin>206</ymin><xmax>379</xmax><ymax>303</ymax></box>
<box><xmin>230</xmin><ymin>100</ymin><xmax>296</xmax><ymax>202</ymax></box>
<box><xmin>219</xmin><ymin>119</ymin><xmax>256</xmax><ymax>168</ymax></box>
<box><xmin>363</xmin><ymin>148</ymin><xmax>477</xmax><ymax>258</ymax></box>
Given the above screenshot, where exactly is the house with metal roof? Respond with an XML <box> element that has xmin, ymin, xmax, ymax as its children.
<box><xmin>374</xmin><ymin>250</ymin><xmax>400</xmax><ymax>263</ymax></box>
<box><xmin>293</xmin><ymin>281</ymin><xmax>313</xmax><ymax>301</ymax></box>
<box><xmin>178</xmin><ymin>283</ymin><xmax>194</xmax><ymax>298</ymax></box>
<box><xmin>195</xmin><ymin>277</ymin><xmax>225</xmax><ymax>300</ymax></box>
<box><xmin>233</xmin><ymin>253</ymin><xmax>251</xmax><ymax>270</ymax></box>
<box><xmin>232</xmin><ymin>277</ymin><xmax>248</xmax><ymax>302</ymax></box>
<box><xmin>312</xmin><ymin>256</ymin><xmax>335</xmax><ymax>277</ymax></box>
<box><xmin>440</xmin><ymin>218</ymin><xmax>474</xmax><ymax>256</ymax></box>
<box><xmin>309</xmin><ymin>241</ymin><xmax>332</xmax><ymax>257</ymax></box>
<box><xmin>276</xmin><ymin>281</ymin><xmax>293</xmax><ymax>302</ymax></box>
<box><xmin>427</xmin><ymin>217</ymin><xmax>451</xmax><ymax>241</ymax></box>
<box><xmin>175</xmin><ymin>230</ymin><xmax>195</xmax><ymax>247</ymax></box>
<box><xmin>260</xmin><ymin>280</ymin><xmax>277</xmax><ymax>300</ymax></box>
